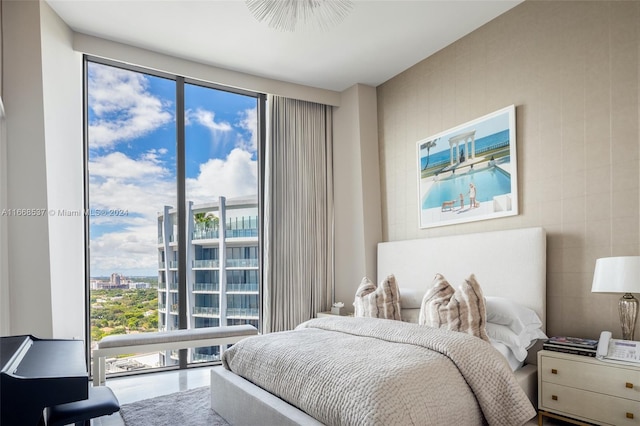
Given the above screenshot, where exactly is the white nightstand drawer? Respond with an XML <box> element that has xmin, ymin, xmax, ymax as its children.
<box><xmin>540</xmin><ymin>354</ymin><xmax>640</xmax><ymax>401</ymax></box>
<box><xmin>541</xmin><ymin>382</ymin><xmax>640</xmax><ymax>425</ymax></box>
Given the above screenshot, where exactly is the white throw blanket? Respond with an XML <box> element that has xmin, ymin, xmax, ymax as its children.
<box><xmin>223</xmin><ymin>317</ymin><xmax>536</xmax><ymax>426</ymax></box>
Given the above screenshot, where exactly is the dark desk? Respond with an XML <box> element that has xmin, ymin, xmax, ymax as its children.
<box><xmin>1</xmin><ymin>335</ymin><xmax>88</xmax><ymax>426</ymax></box>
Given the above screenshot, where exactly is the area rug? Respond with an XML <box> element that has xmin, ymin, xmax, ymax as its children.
<box><xmin>120</xmin><ymin>386</ymin><xmax>229</xmax><ymax>426</ymax></box>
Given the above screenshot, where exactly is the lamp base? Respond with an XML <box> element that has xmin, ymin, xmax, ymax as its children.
<box><xmin>619</xmin><ymin>293</ymin><xmax>639</xmax><ymax>341</ymax></box>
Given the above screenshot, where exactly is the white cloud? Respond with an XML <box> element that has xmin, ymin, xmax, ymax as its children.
<box><xmin>88</xmin><ymin>150</ymin><xmax>173</xmax><ymax>238</ymax></box>
<box><xmin>236</xmin><ymin>107</ymin><xmax>258</xmax><ymax>152</ymax></box>
<box><xmin>88</xmin><ymin>63</ymin><xmax>173</xmax><ymax>149</ymax></box>
<box><xmin>88</xmin><ymin>148</ymin><xmax>175</xmax><ymax>276</ymax></box>
<box><xmin>89</xmin><ymin>151</ymin><xmax>169</xmax><ymax>180</ymax></box>
<box><xmin>186</xmin><ymin>148</ymin><xmax>257</xmax><ymax>204</ymax></box>
<box><xmin>186</xmin><ymin>108</ymin><xmax>235</xmax><ymax>153</ymax></box>
<box><xmin>186</xmin><ymin>107</ymin><xmax>258</xmax><ymax>154</ymax></box>
<box><xmin>89</xmin><ymin>148</ymin><xmax>256</xmax><ymax>276</ymax></box>
<box><xmin>189</xmin><ymin>108</ymin><xmax>232</xmax><ymax>133</ymax></box>
<box><xmin>89</xmin><ymin>174</ymin><xmax>174</xmax><ymax>227</ymax></box>
<box><xmin>90</xmin><ymin>224</ymin><xmax>159</xmax><ymax>277</ymax></box>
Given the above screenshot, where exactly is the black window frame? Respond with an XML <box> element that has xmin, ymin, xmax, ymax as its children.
<box><xmin>83</xmin><ymin>55</ymin><xmax>266</xmax><ymax>374</ymax></box>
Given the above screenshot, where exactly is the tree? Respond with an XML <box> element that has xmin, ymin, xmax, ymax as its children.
<box><xmin>422</xmin><ymin>138</ymin><xmax>439</xmax><ymax>170</ymax></box>
<box><xmin>194</xmin><ymin>212</ymin><xmax>219</xmax><ymax>229</ymax></box>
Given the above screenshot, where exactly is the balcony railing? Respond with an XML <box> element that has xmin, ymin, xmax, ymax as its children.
<box><xmin>168</xmin><ymin>261</ymin><xmax>178</xmax><ymax>269</ymax></box>
<box><xmin>226</xmin><ymin>283</ymin><xmax>259</xmax><ymax>292</ymax></box>
<box><xmin>191</xmin><ymin>353</ymin><xmax>220</xmax><ymax>362</ymax></box>
<box><xmin>169</xmin><ymin>283</ymin><xmax>179</xmax><ymax>291</ymax></box>
<box><xmin>226</xmin><ymin>308</ymin><xmax>259</xmax><ymax>318</ymax></box>
<box><xmin>226</xmin><ymin>258</ymin><xmax>259</xmax><ymax>268</ymax></box>
<box><xmin>226</xmin><ymin>229</ymin><xmax>258</xmax><ymax>238</ymax></box>
<box><xmin>225</xmin><ymin>216</ymin><xmax>258</xmax><ymax>238</ymax></box>
<box><xmin>158</xmin><ymin>262</ymin><xmax>166</xmax><ymax>269</ymax></box>
<box><xmin>170</xmin><ymin>304</ymin><xmax>179</xmax><ymax>314</ymax></box>
<box><xmin>192</xmin><ymin>229</ymin><xmax>219</xmax><ymax>240</ymax></box>
<box><xmin>192</xmin><ymin>306</ymin><xmax>220</xmax><ymax>317</ymax></box>
<box><xmin>192</xmin><ymin>259</ymin><xmax>219</xmax><ymax>268</ymax></box>
<box><xmin>193</xmin><ymin>283</ymin><xmax>220</xmax><ymax>292</ymax></box>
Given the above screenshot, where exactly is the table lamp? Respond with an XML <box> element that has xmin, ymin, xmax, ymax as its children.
<box><xmin>591</xmin><ymin>256</ymin><xmax>640</xmax><ymax>341</ymax></box>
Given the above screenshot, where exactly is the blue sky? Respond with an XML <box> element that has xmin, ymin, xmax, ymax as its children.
<box><xmin>87</xmin><ymin>62</ymin><xmax>258</xmax><ymax>277</ymax></box>
<box><xmin>418</xmin><ymin>108</ymin><xmax>511</xmax><ymax>158</ymax></box>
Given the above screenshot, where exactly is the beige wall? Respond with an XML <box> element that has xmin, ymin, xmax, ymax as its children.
<box><xmin>1</xmin><ymin>0</ymin><xmax>84</xmax><ymax>339</ymax></box>
<box><xmin>377</xmin><ymin>1</ymin><xmax>639</xmax><ymax>339</ymax></box>
<box><xmin>40</xmin><ymin>1</ymin><xmax>85</xmax><ymax>339</ymax></box>
<box><xmin>3</xmin><ymin>0</ymin><xmax>54</xmax><ymax>337</ymax></box>
<box><xmin>333</xmin><ymin>84</ymin><xmax>381</xmax><ymax>309</ymax></box>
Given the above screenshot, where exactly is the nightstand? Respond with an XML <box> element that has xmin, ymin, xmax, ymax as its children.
<box><xmin>316</xmin><ymin>311</ymin><xmax>353</xmax><ymax>318</ymax></box>
<box><xmin>537</xmin><ymin>349</ymin><xmax>640</xmax><ymax>425</ymax></box>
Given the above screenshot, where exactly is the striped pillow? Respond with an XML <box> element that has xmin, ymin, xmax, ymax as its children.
<box><xmin>419</xmin><ymin>273</ymin><xmax>489</xmax><ymax>341</ymax></box>
<box><xmin>353</xmin><ymin>275</ymin><xmax>402</xmax><ymax>321</ymax></box>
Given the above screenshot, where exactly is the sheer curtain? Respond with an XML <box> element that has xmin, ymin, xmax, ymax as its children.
<box><xmin>263</xmin><ymin>95</ymin><xmax>334</xmax><ymax>333</ymax></box>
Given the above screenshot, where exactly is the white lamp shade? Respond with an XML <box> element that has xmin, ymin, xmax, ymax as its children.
<box><xmin>591</xmin><ymin>256</ymin><xmax>640</xmax><ymax>294</ymax></box>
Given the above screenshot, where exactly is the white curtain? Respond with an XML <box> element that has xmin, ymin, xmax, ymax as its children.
<box><xmin>263</xmin><ymin>95</ymin><xmax>334</xmax><ymax>333</ymax></box>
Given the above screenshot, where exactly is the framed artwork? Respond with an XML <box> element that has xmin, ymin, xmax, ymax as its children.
<box><xmin>417</xmin><ymin>105</ymin><xmax>518</xmax><ymax>229</ymax></box>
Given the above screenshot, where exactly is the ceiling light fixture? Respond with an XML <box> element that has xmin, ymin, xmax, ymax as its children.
<box><xmin>245</xmin><ymin>0</ymin><xmax>354</xmax><ymax>32</ymax></box>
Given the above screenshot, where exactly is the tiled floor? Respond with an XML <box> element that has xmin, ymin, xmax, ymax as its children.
<box><xmin>94</xmin><ymin>367</ymin><xmax>211</xmax><ymax>426</ymax></box>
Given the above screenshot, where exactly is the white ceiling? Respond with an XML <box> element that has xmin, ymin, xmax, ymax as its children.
<box><xmin>46</xmin><ymin>0</ymin><xmax>523</xmax><ymax>92</ymax></box>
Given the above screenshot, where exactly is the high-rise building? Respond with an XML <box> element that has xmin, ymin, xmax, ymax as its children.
<box><xmin>110</xmin><ymin>273</ymin><xmax>121</xmax><ymax>287</ymax></box>
<box><xmin>157</xmin><ymin>195</ymin><xmax>259</xmax><ymax>365</ymax></box>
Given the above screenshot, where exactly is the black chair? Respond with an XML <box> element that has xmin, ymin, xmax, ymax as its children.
<box><xmin>46</xmin><ymin>386</ymin><xmax>120</xmax><ymax>426</ymax></box>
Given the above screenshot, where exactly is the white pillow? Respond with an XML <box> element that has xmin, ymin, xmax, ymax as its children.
<box><xmin>486</xmin><ymin>322</ymin><xmax>547</xmax><ymax>362</ymax></box>
<box><xmin>399</xmin><ymin>288</ymin><xmax>423</xmax><ymax>309</ymax></box>
<box><xmin>401</xmin><ymin>308</ymin><xmax>420</xmax><ymax>324</ymax></box>
<box><xmin>525</xmin><ymin>326</ymin><xmax>548</xmax><ymax>344</ymax></box>
<box><xmin>486</xmin><ymin>323</ymin><xmax>529</xmax><ymax>361</ymax></box>
<box><xmin>485</xmin><ymin>296</ymin><xmax>542</xmax><ymax>335</ymax></box>
<box><xmin>490</xmin><ymin>339</ymin><xmax>524</xmax><ymax>371</ymax></box>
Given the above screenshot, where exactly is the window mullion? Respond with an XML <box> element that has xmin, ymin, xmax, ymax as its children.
<box><xmin>176</xmin><ymin>76</ymin><xmax>188</xmax><ymax>369</ymax></box>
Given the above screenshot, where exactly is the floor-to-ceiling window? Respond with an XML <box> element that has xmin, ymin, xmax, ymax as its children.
<box><xmin>85</xmin><ymin>57</ymin><xmax>263</xmax><ymax>378</ymax></box>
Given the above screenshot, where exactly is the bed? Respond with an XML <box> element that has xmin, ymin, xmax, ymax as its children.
<box><xmin>211</xmin><ymin>227</ymin><xmax>546</xmax><ymax>425</ymax></box>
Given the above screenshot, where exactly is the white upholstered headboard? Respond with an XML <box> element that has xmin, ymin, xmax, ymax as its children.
<box><xmin>377</xmin><ymin>227</ymin><xmax>546</xmax><ymax>331</ymax></box>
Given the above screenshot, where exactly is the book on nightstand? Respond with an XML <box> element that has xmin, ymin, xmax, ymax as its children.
<box><xmin>543</xmin><ymin>336</ymin><xmax>599</xmax><ymax>357</ymax></box>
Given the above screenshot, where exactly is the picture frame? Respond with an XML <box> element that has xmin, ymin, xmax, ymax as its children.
<box><xmin>417</xmin><ymin>105</ymin><xmax>518</xmax><ymax>229</ymax></box>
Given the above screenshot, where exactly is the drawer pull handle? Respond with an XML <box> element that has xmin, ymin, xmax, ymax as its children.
<box><xmin>552</xmin><ymin>395</ymin><xmax>558</xmax><ymax>401</ymax></box>
<box><xmin>551</xmin><ymin>369</ymin><xmax>558</xmax><ymax>374</ymax></box>
<box><xmin>626</xmin><ymin>382</ymin><xmax>634</xmax><ymax>389</ymax></box>
<box><xmin>627</xmin><ymin>413</ymin><xmax>634</xmax><ymax>419</ymax></box>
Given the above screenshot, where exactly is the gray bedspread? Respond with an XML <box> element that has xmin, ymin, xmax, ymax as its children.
<box><xmin>222</xmin><ymin>317</ymin><xmax>536</xmax><ymax>426</ymax></box>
